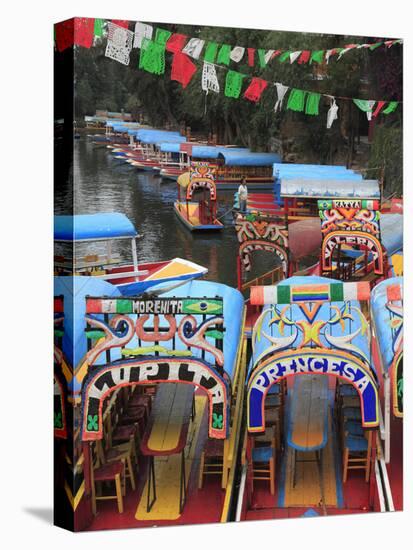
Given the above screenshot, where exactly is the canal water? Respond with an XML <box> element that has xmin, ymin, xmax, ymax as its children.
<box><xmin>55</xmin><ymin>138</ymin><xmax>277</xmax><ymax>289</ymax></box>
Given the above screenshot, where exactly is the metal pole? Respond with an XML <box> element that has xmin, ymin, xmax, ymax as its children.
<box><xmin>131</xmin><ymin>237</ymin><xmax>139</xmax><ymax>281</ymax></box>
<box><xmin>384</xmin><ymin>375</ymin><xmax>391</xmax><ymax>463</ymax></box>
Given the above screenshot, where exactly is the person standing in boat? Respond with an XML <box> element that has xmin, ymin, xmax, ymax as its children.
<box><xmin>238</xmin><ymin>178</ymin><xmax>248</xmax><ymax>213</ymax></box>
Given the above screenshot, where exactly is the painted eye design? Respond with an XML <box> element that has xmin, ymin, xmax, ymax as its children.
<box><xmin>183</xmin><ymin>321</ymin><xmax>194</xmax><ymax>338</ymax></box>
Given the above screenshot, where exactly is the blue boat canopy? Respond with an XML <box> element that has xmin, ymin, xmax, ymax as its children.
<box><xmin>280</xmin><ymin>178</ymin><xmax>380</xmax><ymax>198</ymax></box>
<box><xmin>190</xmin><ymin>145</ymin><xmax>221</xmax><ymax>159</ymax></box>
<box><xmin>371</xmin><ymin>277</ymin><xmax>403</xmax><ymax>373</ymax></box>
<box><xmin>219</xmin><ymin>151</ymin><xmax>281</xmax><ymax>166</ymax></box>
<box><xmin>160</xmin><ymin>142</ymin><xmax>182</xmax><ymax>153</ymax></box>
<box><xmin>54</xmin><ymin>213</ymin><xmax>138</xmax><ymax>241</ymax></box>
<box><xmin>381</xmin><ymin>213</ymin><xmax>403</xmax><ymax>256</ymax></box>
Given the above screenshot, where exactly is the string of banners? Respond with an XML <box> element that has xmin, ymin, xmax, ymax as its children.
<box><xmin>54</xmin><ymin>18</ymin><xmax>402</xmax><ymax>126</ymax></box>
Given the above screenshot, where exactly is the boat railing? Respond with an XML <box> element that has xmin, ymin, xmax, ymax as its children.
<box><xmin>55</xmin><ymin>253</ymin><xmax>124</xmax><ymax>270</ymax></box>
<box><xmin>241</xmin><ymin>265</ymin><xmax>285</xmax><ymax>292</ymax></box>
<box><xmin>91</xmin><ymin>270</ymin><xmax>149</xmax><ymax>280</ymax></box>
<box><xmin>220</xmin><ymin>332</ymin><xmax>248</xmax><ymax>522</ymax></box>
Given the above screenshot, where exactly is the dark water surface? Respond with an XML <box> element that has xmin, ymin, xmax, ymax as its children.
<box><xmin>57</xmin><ymin>138</ymin><xmax>246</xmax><ymax>288</ymax></box>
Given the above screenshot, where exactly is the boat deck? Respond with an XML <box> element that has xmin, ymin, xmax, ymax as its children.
<box><xmin>244</xmin><ymin>378</ymin><xmax>375</xmax><ymax>520</ymax></box>
<box><xmin>87</xmin><ymin>390</ymin><xmax>227</xmax><ymax>530</ymax></box>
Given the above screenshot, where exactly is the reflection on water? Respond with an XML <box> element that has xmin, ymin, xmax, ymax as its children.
<box><xmin>55</xmin><ymin>139</ymin><xmax>278</xmax><ymax>289</ymax></box>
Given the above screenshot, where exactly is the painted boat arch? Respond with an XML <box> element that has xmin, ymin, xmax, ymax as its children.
<box><xmin>371</xmin><ymin>277</ymin><xmax>403</xmax><ymax>417</ymax></box>
<box><xmin>185</xmin><ymin>163</ymin><xmax>217</xmax><ymax>200</ymax></box>
<box><xmin>234</xmin><ymin>212</ymin><xmax>290</xmax><ymax>288</ymax></box>
<box><xmin>80</xmin><ymin>357</ymin><xmax>230</xmax><ymax>441</ymax></box>
<box><xmin>321</xmin><ymin>230</ymin><xmax>384</xmax><ymax>274</ymax></box>
<box><xmin>62</xmin><ymin>281</ymin><xmax>245</xmax><ymax>442</ymax></box>
<box><xmin>247</xmin><ymin>276</ymin><xmax>379</xmax><ymax>432</ymax></box>
<box><xmin>239</xmin><ymin>239</ymin><xmax>289</xmax><ymax>276</ymax></box>
<box><xmin>247</xmin><ymin>348</ymin><xmax>379</xmax><ymax>433</ymax></box>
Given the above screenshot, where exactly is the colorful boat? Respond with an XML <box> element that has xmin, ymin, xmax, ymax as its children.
<box><xmin>371</xmin><ymin>278</ymin><xmax>403</xmax><ymax>511</ymax></box>
<box><xmin>54</xmin><ymin>277</ymin><xmax>246</xmax><ymax>529</ymax></box>
<box><xmin>160</xmin><ymin>145</ymin><xmax>248</xmax><ymax>182</ymax></box>
<box><xmin>235</xmin><ymin>276</ymin><xmax>396</xmax><ymax>519</ymax></box>
<box><xmin>126</xmin><ymin>130</ymin><xmax>187</xmax><ymax>171</ymax></box>
<box><xmin>54</xmin><ymin>212</ymin><xmax>208</xmax><ymax>295</ymax></box>
<box><xmin>161</xmin><ymin>145</ymin><xmax>279</xmax><ymax>189</ymax></box>
<box><xmin>174</xmin><ymin>163</ymin><xmax>224</xmax><ymax>231</ymax></box>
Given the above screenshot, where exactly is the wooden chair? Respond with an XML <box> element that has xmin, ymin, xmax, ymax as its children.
<box><xmin>335</xmin><ymin>381</ymin><xmax>358</xmax><ymax>417</ymax></box>
<box><xmin>99</xmin><ymin>442</ymin><xmax>136</xmax><ymax>491</ymax></box>
<box><xmin>265</xmin><ymin>407</ymin><xmax>282</xmax><ymax>450</ymax></box>
<box><xmin>141</xmin><ymin>383</ymin><xmax>158</xmax><ymax>399</ymax></box>
<box><xmin>341</xmin><ymin>405</ymin><xmax>362</xmax><ymax>422</ymax></box>
<box><xmin>341</xmin><ymin>396</ymin><xmax>360</xmax><ymax>408</ymax></box>
<box><xmin>128</xmin><ymin>392</ymin><xmax>152</xmax><ymax>416</ymax></box>
<box><xmin>118</xmin><ymin>405</ymin><xmax>147</xmax><ymax>437</ymax></box>
<box><xmin>102</xmin><ymin>409</ymin><xmax>139</xmax><ymax>467</ymax></box>
<box><xmin>198</xmin><ymin>439</ymin><xmax>225</xmax><ymax>489</ymax></box>
<box><xmin>250</xmin><ymin>426</ymin><xmax>276</xmax><ymax>495</ymax></box>
<box><xmin>90</xmin><ymin>442</ymin><xmax>125</xmax><ymax>515</ymax></box>
<box><xmin>343</xmin><ymin>430</ymin><xmax>372</xmax><ymax>483</ymax></box>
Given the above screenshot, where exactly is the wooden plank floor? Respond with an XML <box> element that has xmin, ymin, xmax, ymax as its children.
<box><xmin>289</xmin><ymin>376</ymin><xmax>328</xmax><ymax>450</ymax></box>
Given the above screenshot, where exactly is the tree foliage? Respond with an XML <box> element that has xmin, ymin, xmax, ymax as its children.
<box><xmin>73</xmin><ymin>23</ymin><xmax>402</xmax><ymax>191</ymax></box>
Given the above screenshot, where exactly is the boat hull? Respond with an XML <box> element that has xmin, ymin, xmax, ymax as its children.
<box><xmin>174</xmin><ymin>201</ymin><xmax>224</xmax><ymax>231</ymax></box>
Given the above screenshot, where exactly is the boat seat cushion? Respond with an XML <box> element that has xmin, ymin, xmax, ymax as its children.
<box><xmin>344</xmin><ymin>420</ymin><xmax>364</xmax><ymax>437</ymax></box>
<box><xmin>129</xmin><ymin>394</ymin><xmax>152</xmax><ymax>408</ymax></box>
<box><xmin>343</xmin><ymin>407</ymin><xmax>362</xmax><ymax>420</ymax></box>
<box><xmin>94</xmin><ymin>461</ymin><xmax>124</xmax><ymax>481</ymax></box>
<box><xmin>339</xmin><ymin>384</ymin><xmax>358</xmax><ymax>397</ymax></box>
<box><xmin>345</xmin><ymin>435</ymin><xmax>368</xmax><ymax>452</ymax></box>
<box><xmin>204</xmin><ymin>439</ymin><xmax>225</xmax><ymax>457</ymax></box>
<box><xmin>112</xmin><ymin>424</ymin><xmax>137</xmax><ymax>441</ymax></box>
<box><xmin>265</xmin><ymin>394</ymin><xmax>281</xmax><ymax>408</ymax></box>
<box><xmin>252</xmin><ymin>446</ymin><xmax>274</xmax><ymax>462</ymax></box>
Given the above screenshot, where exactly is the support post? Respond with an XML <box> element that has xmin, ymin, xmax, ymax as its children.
<box><xmin>384</xmin><ymin>375</ymin><xmax>391</xmax><ymax>463</ymax></box>
<box><xmin>237</xmin><ymin>255</ymin><xmax>242</xmax><ymax>291</ymax></box>
<box><xmin>131</xmin><ymin>237</ymin><xmax>139</xmax><ymax>281</ymax></box>
<box><xmin>368</xmin><ymin>432</ymin><xmax>378</xmax><ymax>509</ymax></box>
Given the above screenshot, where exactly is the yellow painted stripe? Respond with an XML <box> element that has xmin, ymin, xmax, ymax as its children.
<box><xmin>391</xmin><ymin>254</ymin><xmax>403</xmax><ymax>277</ymax></box>
<box><xmin>64</xmin><ymin>480</ymin><xmax>85</xmax><ymax>511</ymax></box>
<box><xmin>145</xmin><ymin>259</ymin><xmax>200</xmax><ymax>281</ymax></box>
<box><xmin>221</xmin><ymin>329</ymin><xmax>247</xmax><ymax>522</ymax></box>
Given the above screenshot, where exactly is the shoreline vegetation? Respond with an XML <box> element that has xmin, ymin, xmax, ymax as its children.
<box><xmin>74</xmin><ymin>24</ymin><xmax>402</xmax><ymax>195</ymax></box>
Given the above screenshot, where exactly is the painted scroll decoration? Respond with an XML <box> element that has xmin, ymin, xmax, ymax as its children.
<box><xmin>80</xmin><ymin>297</ymin><xmax>229</xmax><ymax>439</ymax></box>
<box><xmin>235</xmin><ymin>212</ymin><xmax>289</xmax><ymax>275</ymax></box>
<box><xmin>318</xmin><ymin>199</ymin><xmax>384</xmax><ymax>274</ymax></box>
<box><xmin>248</xmin><ymin>282</ymin><xmax>379</xmax><ymax>431</ymax></box>
<box><xmin>386</xmin><ymin>285</ymin><xmax>403</xmax><ymax>417</ymax></box>
<box><xmin>54</xmin><ymin>297</ymin><xmax>67</xmax><ymax>439</ymax></box>
<box><xmin>187</xmin><ymin>162</ymin><xmax>217</xmax><ymax>200</ymax></box>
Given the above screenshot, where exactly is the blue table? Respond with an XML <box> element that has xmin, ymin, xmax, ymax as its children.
<box><xmin>286</xmin><ymin>375</ymin><xmax>329</xmax><ymax>489</ymax></box>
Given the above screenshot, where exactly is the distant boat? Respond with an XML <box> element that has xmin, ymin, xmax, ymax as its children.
<box><xmin>162</xmin><ymin>146</ymin><xmax>280</xmax><ymax>189</ymax></box>
<box><xmin>54</xmin><ymin>212</ymin><xmax>208</xmax><ymax>295</ymax></box>
<box><xmin>174</xmin><ymin>164</ymin><xmax>224</xmax><ymax>231</ymax></box>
